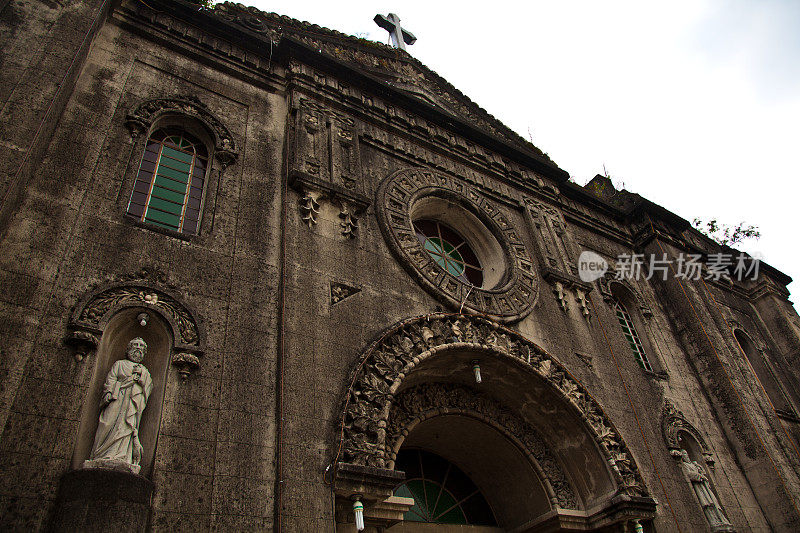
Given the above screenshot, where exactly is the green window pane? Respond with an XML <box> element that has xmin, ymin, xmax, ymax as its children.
<box><xmin>146</xmin><ymin>218</ymin><xmax>179</xmax><ymax>231</ymax></box>
<box><xmin>147</xmin><ymin>196</ymin><xmax>184</xmax><ymax>216</ymax></box>
<box><xmin>393</xmin><ymin>450</ymin><xmax>497</xmax><ymax>527</ymax></box>
<box><xmin>162</xmin><ymin>145</ymin><xmax>193</xmax><ymax>163</ymax></box>
<box><xmin>446</xmin><ymin>260</ymin><xmax>464</xmax><ymax>276</ymax></box>
<box><xmin>431</xmin><ymin>488</ymin><xmax>460</xmax><ymax>522</ymax></box>
<box><xmin>156</xmin><ymin>165</ymin><xmax>191</xmax><ymax>183</ymax></box>
<box><xmin>129</xmin><ymin>128</ymin><xmax>209</xmax><ymax>235</ymax></box>
<box><xmin>159</xmin><ymin>157</ymin><xmax>192</xmax><ymax>174</ymax></box>
<box><xmin>151</xmin><ymin>183</ymin><xmax>187</xmax><ymax>203</ymax></box>
<box><xmin>145</xmin><ymin>207</ymin><xmax>180</xmax><ymax>228</ymax></box>
<box><xmin>436</xmin><ymin>505</ymin><xmax>468</xmax><ymax>525</ymax></box>
<box><xmin>153</xmin><ymin>178</ymin><xmax>190</xmax><ymax>197</ymax></box>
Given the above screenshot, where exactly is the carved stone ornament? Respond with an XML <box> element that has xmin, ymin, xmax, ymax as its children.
<box><xmin>172</xmin><ymin>352</ymin><xmax>200</xmax><ymax>380</ymax></box>
<box><xmin>598</xmin><ymin>275</ymin><xmax>653</xmax><ymax>318</ymax></box>
<box><xmin>124</xmin><ymin>95</ymin><xmax>238</xmax><ymax>167</ymax></box>
<box><xmin>375</xmin><ymin>168</ymin><xmax>538</xmax><ymax>322</ymax></box>
<box><xmin>337</xmin><ymin>313</ymin><xmax>649</xmax><ymax>497</ymax></box>
<box><xmin>574</xmin><ymin>287</ymin><xmax>591</xmax><ymax>319</ymax></box>
<box><xmin>331</xmin><ymin>282</ymin><xmax>361</xmax><ymax>305</ymax></box>
<box><xmin>289</xmin><ymin>170</ymin><xmax>370</xmax><ymax>237</ymax></box>
<box><xmin>662</xmin><ymin>400</ymin><xmax>715</xmax><ymax>466</ymax></box>
<box><xmin>338</xmin><ymin>202</ymin><xmax>358</xmax><ymax>239</ymax></box>
<box><xmin>553</xmin><ymin>281</ymin><xmax>569</xmax><ymax>312</ymax></box>
<box><xmin>69</xmin><ymin>277</ymin><xmax>204</xmax><ymax>376</ymax></box>
<box><xmin>64</xmin><ymin>330</ymin><xmax>99</xmax><ymax>362</ymax></box>
<box><xmin>299</xmin><ymin>188</ymin><xmax>322</xmax><ymax>227</ymax></box>
<box><xmin>388</xmin><ymin>383</ymin><xmax>578</xmax><ymax>509</ymax></box>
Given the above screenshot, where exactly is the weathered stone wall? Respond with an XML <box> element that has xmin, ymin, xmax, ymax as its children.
<box><xmin>0</xmin><ymin>4</ymin><xmax>285</xmax><ymax>528</ymax></box>
<box><xmin>1</xmin><ymin>1</ymin><xmax>799</xmax><ymax>532</ymax></box>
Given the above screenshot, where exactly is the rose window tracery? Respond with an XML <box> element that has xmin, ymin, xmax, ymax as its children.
<box><xmin>414</xmin><ymin>220</ymin><xmax>483</xmax><ymax>286</ymax></box>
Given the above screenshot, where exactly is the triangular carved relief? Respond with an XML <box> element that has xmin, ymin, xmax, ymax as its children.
<box><xmin>330</xmin><ymin>282</ymin><xmax>361</xmax><ymax>305</ymax></box>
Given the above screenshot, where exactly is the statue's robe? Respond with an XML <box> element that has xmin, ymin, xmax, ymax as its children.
<box><xmin>89</xmin><ymin>359</ymin><xmax>153</xmax><ymax>466</ymax></box>
<box><xmin>681</xmin><ymin>458</ymin><xmax>732</xmax><ymax>529</ymax></box>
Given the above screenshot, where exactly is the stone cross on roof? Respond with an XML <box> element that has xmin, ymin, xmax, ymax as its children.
<box><xmin>374</xmin><ymin>13</ymin><xmax>417</xmax><ymax>51</ymax></box>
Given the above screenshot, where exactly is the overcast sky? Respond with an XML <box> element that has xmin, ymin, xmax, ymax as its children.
<box><xmin>247</xmin><ymin>0</ymin><xmax>799</xmax><ymax>294</ymax></box>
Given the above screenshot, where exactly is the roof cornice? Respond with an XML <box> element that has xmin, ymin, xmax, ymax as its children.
<box><xmin>274</xmin><ymin>36</ymin><xmax>569</xmax><ymax>181</ymax></box>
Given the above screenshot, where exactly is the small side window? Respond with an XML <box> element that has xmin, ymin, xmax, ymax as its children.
<box><xmin>734</xmin><ymin>329</ymin><xmax>793</xmax><ymax>413</ymax></box>
<box><xmin>613</xmin><ymin>297</ymin><xmax>653</xmax><ymax>371</ymax></box>
<box><xmin>127</xmin><ymin>127</ymin><xmax>209</xmax><ymax>235</ymax></box>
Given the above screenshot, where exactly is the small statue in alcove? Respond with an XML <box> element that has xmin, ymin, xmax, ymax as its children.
<box><xmin>679</xmin><ymin>449</ymin><xmax>734</xmax><ymax>531</ymax></box>
<box><xmin>83</xmin><ymin>337</ymin><xmax>153</xmax><ymax>475</ymax></box>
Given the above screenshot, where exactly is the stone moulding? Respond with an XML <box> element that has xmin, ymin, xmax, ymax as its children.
<box><xmin>662</xmin><ymin>400</ymin><xmax>715</xmax><ymax>466</ymax></box>
<box><xmin>598</xmin><ymin>275</ymin><xmax>653</xmax><ymax>318</ymax></box>
<box><xmin>172</xmin><ymin>352</ymin><xmax>200</xmax><ymax>380</ymax></box>
<box><xmin>64</xmin><ymin>330</ymin><xmax>100</xmax><ymax>362</ymax></box>
<box><xmin>388</xmin><ymin>383</ymin><xmax>578</xmax><ymax>509</ymax></box>
<box><xmin>335</xmin><ymin>313</ymin><xmax>650</xmax><ymax>498</ymax></box>
<box><xmin>289</xmin><ymin>170</ymin><xmax>371</xmax><ymax>233</ymax></box>
<box><xmin>124</xmin><ymin>95</ymin><xmax>238</xmax><ymax>167</ymax></box>
<box><xmin>67</xmin><ymin>280</ymin><xmax>205</xmax><ymax>376</ymax></box>
<box><xmin>375</xmin><ymin>168</ymin><xmax>538</xmax><ymax>322</ymax></box>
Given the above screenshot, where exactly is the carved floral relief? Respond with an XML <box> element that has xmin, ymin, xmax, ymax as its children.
<box><xmin>337</xmin><ymin>313</ymin><xmax>649</xmax><ymax>498</ymax></box>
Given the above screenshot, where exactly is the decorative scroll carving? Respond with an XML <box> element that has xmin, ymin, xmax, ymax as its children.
<box><xmin>376</xmin><ymin>168</ymin><xmax>538</xmax><ymax>322</ymax></box>
<box><xmin>172</xmin><ymin>352</ymin><xmax>200</xmax><ymax>380</ymax></box>
<box><xmin>125</xmin><ymin>95</ymin><xmax>238</xmax><ymax>166</ymax></box>
<box><xmin>299</xmin><ymin>189</ymin><xmax>322</xmax><ymax>227</ymax></box>
<box><xmin>598</xmin><ymin>275</ymin><xmax>653</xmax><ymax>318</ymax></box>
<box><xmin>662</xmin><ymin>400</ymin><xmax>715</xmax><ymax>466</ymax></box>
<box><xmin>331</xmin><ymin>282</ymin><xmax>361</xmax><ymax>305</ymax></box>
<box><xmin>338</xmin><ymin>313</ymin><xmax>649</xmax><ymax>497</ymax></box>
<box><xmin>387</xmin><ymin>383</ymin><xmax>578</xmax><ymax>509</ymax></box>
<box><xmin>77</xmin><ymin>286</ymin><xmax>199</xmax><ymax>347</ymax></box>
<box><xmin>69</xmin><ymin>274</ymin><xmax>204</xmax><ymax>377</ymax></box>
<box><xmin>64</xmin><ymin>331</ymin><xmax>99</xmax><ymax>362</ymax></box>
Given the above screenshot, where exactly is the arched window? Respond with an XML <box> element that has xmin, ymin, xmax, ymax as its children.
<box><xmin>393</xmin><ymin>449</ymin><xmax>497</xmax><ymax>526</ymax></box>
<box><xmin>733</xmin><ymin>329</ymin><xmax>793</xmax><ymax>414</ymax></box>
<box><xmin>613</xmin><ymin>297</ymin><xmax>653</xmax><ymax>371</ymax></box>
<box><xmin>126</xmin><ymin>127</ymin><xmax>209</xmax><ymax>235</ymax></box>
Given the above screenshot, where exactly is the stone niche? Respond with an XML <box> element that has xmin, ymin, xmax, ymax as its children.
<box><xmin>50</xmin><ymin>307</ymin><xmax>173</xmax><ymax>532</ymax></box>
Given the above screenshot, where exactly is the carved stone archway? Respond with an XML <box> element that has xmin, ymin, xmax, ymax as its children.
<box><xmin>338</xmin><ymin>313</ymin><xmax>645</xmax><ymax>494</ymax></box>
<box><xmin>598</xmin><ymin>275</ymin><xmax>653</xmax><ymax>318</ymax></box>
<box><xmin>662</xmin><ymin>400</ymin><xmax>715</xmax><ymax>466</ymax></box>
<box><xmin>333</xmin><ymin>313</ymin><xmax>657</xmax><ymax>530</ymax></box>
<box><xmin>66</xmin><ymin>272</ymin><xmax>205</xmax><ymax>377</ymax></box>
<box><xmin>388</xmin><ymin>382</ymin><xmax>578</xmax><ymax>510</ymax></box>
<box><xmin>125</xmin><ymin>95</ymin><xmax>238</xmax><ymax>166</ymax></box>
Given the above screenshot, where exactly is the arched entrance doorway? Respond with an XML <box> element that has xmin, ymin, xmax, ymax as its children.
<box><xmin>332</xmin><ymin>314</ymin><xmax>656</xmax><ymax>532</ymax></box>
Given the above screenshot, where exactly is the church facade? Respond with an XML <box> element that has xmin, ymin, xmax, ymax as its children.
<box><xmin>2</xmin><ymin>1</ymin><xmax>800</xmax><ymax>531</ymax></box>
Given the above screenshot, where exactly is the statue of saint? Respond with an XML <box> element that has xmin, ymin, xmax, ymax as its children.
<box><xmin>84</xmin><ymin>337</ymin><xmax>153</xmax><ymax>475</ymax></box>
<box><xmin>679</xmin><ymin>450</ymin><xmax>734</xmax><ymax>531</ymax></box>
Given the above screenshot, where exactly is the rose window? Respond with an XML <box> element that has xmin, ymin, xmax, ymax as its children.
<box><xmin>375</xmin><ymin>168</ymin><xmax>538</xmax><ymax>322</ymax></box>
<box><xmin>414</xmin><ymin>220</ymin><xmax>483</xmax><ymax>286</ymax></box>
